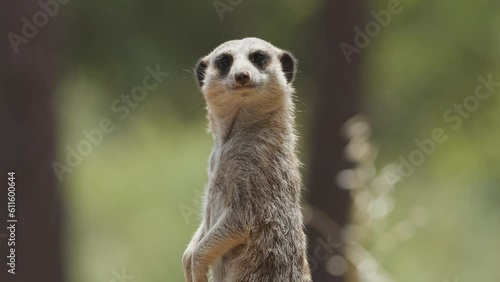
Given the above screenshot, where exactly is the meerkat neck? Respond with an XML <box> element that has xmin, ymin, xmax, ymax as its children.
<box><xmin>207</xmin><ymin>96</ymin><xmax>295</xmax><ymax>146</ymax></box>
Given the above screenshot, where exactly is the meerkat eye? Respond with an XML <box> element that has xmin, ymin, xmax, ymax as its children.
<box><xmin>250</xmin><ymin>51</ymin><xmax>267</xmax><ymax>66</ymax></box>
<box><xmin>216</xmin><ymin>54</ymin><xmax>232</xmax><ymax>69</ymax></box>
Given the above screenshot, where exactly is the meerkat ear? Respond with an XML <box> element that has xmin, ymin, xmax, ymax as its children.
<box><xmin>279</xmin><ymin>51</ymin><xmax>297</xmax><ymax>83</ymax></box>
<box><xmin>194</xmin><ymin>58</ymin><xmax>208</xmax><ymax>87</ymax></box>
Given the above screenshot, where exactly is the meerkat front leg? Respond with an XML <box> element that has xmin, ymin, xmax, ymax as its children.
<box><xmin>183</xmin><ymin>224</ymin><xmax>205</xmax><ymax>282</ymax></box>
<box><xmin>191</xmin><ymin>211</ymin><xmax>247</xmax><ymax>282</ymax></box>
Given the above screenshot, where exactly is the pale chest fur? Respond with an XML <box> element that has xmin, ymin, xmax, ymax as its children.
<box><xmin>203</xmin><ymin>123</ymin><xmax>302</xmax><ymax>229</ymax></box>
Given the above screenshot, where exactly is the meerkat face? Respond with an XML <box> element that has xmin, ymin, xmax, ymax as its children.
<box><xmin>194</xmin><ymin>38</ymin><xmax>297</xmax><ymax>107</ymax></box>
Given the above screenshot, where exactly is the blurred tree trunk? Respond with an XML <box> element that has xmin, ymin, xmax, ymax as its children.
<box><xmin>305</xmin><ymin>0</ymin><xmax>363</xmax><ymax>281</ymax></box>
<box><xmin>0</xmin><ymin>1</ymin><xmax>64</xmax><ymax>282</ymax></box>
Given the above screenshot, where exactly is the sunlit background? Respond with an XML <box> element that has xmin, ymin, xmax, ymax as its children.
<box><xmin>5</xmin><ymin>0</ymin><xmax>499</xmax><ymax>282</ymax></box>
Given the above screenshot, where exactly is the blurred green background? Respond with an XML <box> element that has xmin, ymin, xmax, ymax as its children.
<box><xmin>53</xmin><ymin>0</ymin><xmax>500</xmax><ymax>281</ymax></box>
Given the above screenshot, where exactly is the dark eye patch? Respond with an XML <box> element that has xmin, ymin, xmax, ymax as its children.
<box><xmin>215</xmin><ymin>53</ymin><xmax>232</xmax><ymax>76</ymax></box>
<box><xmin>249</xmin><ymin>51</ymin><xmax>268</xmax><ymax>69</ymax></box>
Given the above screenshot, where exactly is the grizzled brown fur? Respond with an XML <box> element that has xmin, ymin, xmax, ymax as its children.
<box><xmin>183</xmin><ymin>38</ymin><xmax>311</xmax><ymax>282</ymax></box>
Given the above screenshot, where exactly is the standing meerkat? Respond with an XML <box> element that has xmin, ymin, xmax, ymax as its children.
<box><xmin>183</xmin><ymin>37</ymin><xmax>311</xmax><ymax>282</ymax></box>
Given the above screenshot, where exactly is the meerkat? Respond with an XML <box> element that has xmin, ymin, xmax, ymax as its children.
<box><xmin>182</xmin><ymin>37</ymin><xmax>311</xmax><ymax>282</ymax></box>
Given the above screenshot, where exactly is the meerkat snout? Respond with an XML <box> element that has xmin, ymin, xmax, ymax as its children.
<box><xmin>234</xmin><ymin>72</ymin><xmax>250</xmax><ymax>86</ymax></box>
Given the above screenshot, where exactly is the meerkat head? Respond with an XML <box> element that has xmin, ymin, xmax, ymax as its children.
<box><xmin>194</xmin><ymin>38</ymin><xmax>297</xmax><ymax>113</ymax></box>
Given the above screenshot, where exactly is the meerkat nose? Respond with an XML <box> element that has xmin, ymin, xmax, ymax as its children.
<box><xmin>234</xmin><ymin>72</ymin><xmax>250</xmax><ymax>86</ymax></box>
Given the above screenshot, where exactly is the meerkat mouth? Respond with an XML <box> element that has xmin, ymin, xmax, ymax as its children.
<box><xmin>231</xmin><ymin>86</ymin><xmax>259</xmax><ymax>97</ymax></box>
<box><xmin>231</xmin><ymin>85</ymin><xmax>258</xmax><ymax>92</ymax></box>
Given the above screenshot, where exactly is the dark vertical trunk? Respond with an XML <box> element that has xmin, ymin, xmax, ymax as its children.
<box><xmin>306</xmin><ymin>0</ymin><xmax>363</xmax><ymax>281</ymax></box>
<box><xmin>0</xmin><ymin>1</ymin><xmax>64</xmax><ymax>282</ymax></box>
